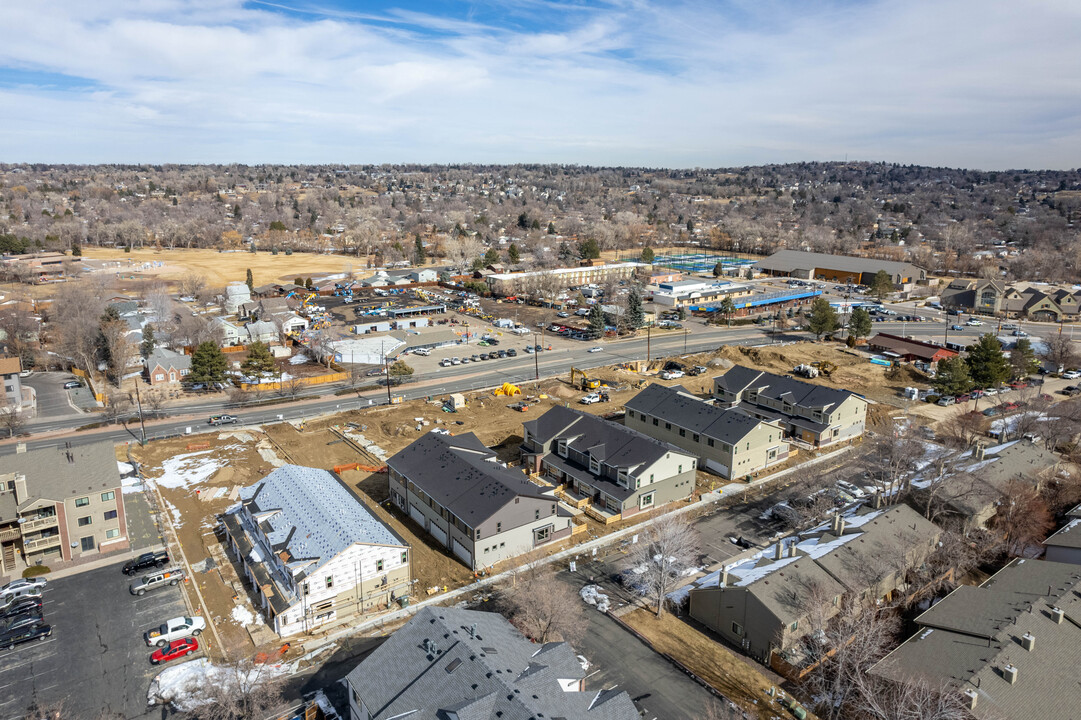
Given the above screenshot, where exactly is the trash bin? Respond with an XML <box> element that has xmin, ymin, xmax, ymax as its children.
<box><xmin>398</xmin><ymin>597</ymin><xmax>410</xmax><ymax>608</ymax></box>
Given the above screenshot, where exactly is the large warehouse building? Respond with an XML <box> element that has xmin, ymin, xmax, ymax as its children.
<box><xmin>755</xmin><ymin>250</ymin><xmax>925</xmax><ymax>292</ymax></box>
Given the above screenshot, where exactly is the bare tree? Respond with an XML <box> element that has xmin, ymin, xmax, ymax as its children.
<box><xmin>626</xmin><ymin>512</ymin><xmax>700</xmax><ymax>617</ymax></box>
<box><xmin>98</xmin><ymin>314</ymin><xmax>134</xmax><ymax>387</ymax></box>
<box><xmin>0</xmin><ymin>398</ymin><xmax>26</xmax><ymax>438</ymax></box>
<box><xmin>502</xmin><ymin>556</ymin><xmax>585</xmax><ymax>644</ymax></box>
<box><xmin>103</xmin><ymin>393</ymin><xmax>133</xmax><ymax>425</ymax></box>
<box><xmin>278</xmin><ymin>376</ymin><xmax>304</xmax><ymax>400</ymax></box>
<box><xmin>51</xmin><ymin>281</ymin><xmax>107</xmax><ymax>375</ymax></box>
<box><xmin>862</xmin><ymin>424</ymin><xmax>923</xmax><ymax>501</ymax></box>
<box><xmin>990</xmin><ymin>478</ymin><xmax>1054</xmax><ymax>556</ymax></box>
<box><xmin>177</xmin><ymin>659</ymin><xmax>284</xmax><ymax>720</ymax></box>
<box><xmin>1042</xmin><ymin>334</ymin><xmax>1078</xmax><ymax>372</ymax></box>
<box><xmin>142</xmin><ymin>388</ymin><xmax>166</xmax><ymax>418</ymax></box>
<box><xmin>177</xmin><ymin>271</ymin><xmax>208</xmax><ymax>300</ymax></box>
<box><xmin>856</xmin><ymin>673</ymin><xmax>977</xmax><ymax>720</ymax></box>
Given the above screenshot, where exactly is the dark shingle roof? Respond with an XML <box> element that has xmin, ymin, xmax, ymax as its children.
<box><xmin>4</xmin><ymin>442</ymin><xmax>120</xmax><ymax>508</ymax></box>
<box><xmin>345</xmin><ymin>606</ymin><xmax>638</xmax><ymax>720</ymax></box>
<box><xmin>386</xmin><ymin>431</ymin><xmax>551</xmax><ymax>526</ymax></box>
<box><xmin>715</xmin><ymin>366</ymin><xmax>859</xmax><ymax>412</ymax></box>
<box><xmin>625</xmin><ymin>383</ymin><xmax>766</xmax><ymax>444</ymax></box>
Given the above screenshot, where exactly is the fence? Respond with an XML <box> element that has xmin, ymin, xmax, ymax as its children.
<box><xmin>237</xmin><ymin>371</ymin><xmax>347</xmax><ymax>391</ymax></box>
<box><xmin>71</xmin><ymin>367</ymin><xmax>107</xmax><ymax>403</ymax></box>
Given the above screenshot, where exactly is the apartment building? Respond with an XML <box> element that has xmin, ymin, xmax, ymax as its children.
<box><xmin>520</xmin><ymin>406</ymin><xmax>697</xmax><ymax>523</ymax></box>
<box><xmin>222</xmin><ymin>465</ymin><xmax>411</xmax><ymax>636</ymax></box>
<box><xmin>386</xmin><ymin>430</ymin><xmax>574</xmax><ymax>570</ymax></box>
<box><xmin>713</xmin><ymin>366</ymin><xmax>868</xmax><ymax>448</ymax></box>
<box><xmin>485</xmin><ymin>262</ymin><xmax>648</xmax><ymax>296</ymax></box>
<box><xmin>0</xmin><ymin>442</ymin><xmax>128</xmax><ymax>574</ymax></box>
<box><xmin>625</xmin><ymin>383</ymin><xmax>791</xmax><ymax>480</ymax></box>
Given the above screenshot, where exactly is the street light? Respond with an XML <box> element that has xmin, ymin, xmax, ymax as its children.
<box><xmin>533</xmin><ymin>332</ymin><xmax>539</xmax><ymax>381</ymax></box>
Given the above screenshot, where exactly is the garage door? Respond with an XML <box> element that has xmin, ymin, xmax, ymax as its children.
<box><xmin>409</xmin><ymin>505</ymin><xmax>426</xmax><ymax>528</ymax></box>
<box><xmin>452</xmin><ymin>539</ymin><xmax>472</xmax><ymax>567</ymax></box>
<box><xmin>430</xmin><ymin>523</ymin><xmax>448</xmax><ymax>546</ymax></box>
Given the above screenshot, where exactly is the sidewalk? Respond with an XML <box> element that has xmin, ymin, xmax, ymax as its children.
<box><xmin>1</xmin><ymin>546</ymin><xmax>159</xmax><ymax>585</ymax></box>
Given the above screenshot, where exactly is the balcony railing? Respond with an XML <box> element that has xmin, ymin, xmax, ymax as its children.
<box><xmin>0</xmin><ymin>527</ymin><xmax>20</xmax><ymax>543</ymax></box>
<box><xmin>21</xmin><ymin>515</ymin><xmax>59</xmax><ymax>533</ymax></box>
<box><xmin>24</xmin><ymin>534</ymin><xmax>61</xmax><ymax>553</ymax></box>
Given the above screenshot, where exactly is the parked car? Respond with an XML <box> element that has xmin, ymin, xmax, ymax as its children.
<box><xmin>0</xmin><ymin>585</ymin><xmax>42</xmax><ymax>603</ymax></box>
<box><xmin>412</xmin><ymin>348</ymin><xmax>431</xmax><ymax>356</ymax></box>
<box><xmin>507</xmin><ymin>348</ymin><xmax>517</xmax><ymax>357</ymax></box>
<box><xmin>150</xmin><ymin>637</ymin><xmax>199</xmax><ymax>665</ymax></box>
<box><xmin>130</xmin><ymin>568</ymin><xmax>185</xmax><ymax>596</ymax></box>
<box><xmin>451</xmin><ymin>357</ymin><xmax>461</xmax><ymax>365</ymax></box>
<box><xmin>982</xmin><ymin>387</ymin><xmax>999</xmax><ymax>396</ymax></box>
<box><xmin>661</xmin><ymin>370</ymin><xmax>685</xmax><ymax>380</ymax></box>
<box><xmin>145</xmin><ymin>616</ymin><xmax>206</xmax><ymax>647</ymax></box>
<box><xmin>534</xmin><ymin>344</ymin><xmax>544</xmax><ymax>352</ymax></box>
<box><xmin>0</xmin><ymin>623</ymin><xmax>51</xmax><ymax>650</ymax></box>
<box><xmin>123</xmin><ymin>550</ymin><xmax>170</xmax><ymax>576</ymax></box>
<box><xmin>955</xmin><ymin>393</ymin><xmax>972</xmax><ymax>403</ymax></box>
<box><xmin>62</xmin><ymin>380</ymin><xmax>81</xmax><ymax>390</ymax></box>
<box><xmin>556</xmin><ymin>311</ymin><xmax>569</xmax><ymax>318</ymax></box>
<box><xmin>580</xmin><ymin>393</ymin><xmax>601</xmax><ymax>405</ymax></box>
<box><xmin>439</xmin><ymin>359</ymin><xmax>451</xmax><ymax>367</ymax></box>
<box><xmin>1</xmin><ymin>611</ymin><xmax>45</xmax><ymax>634</ymax></box>
<box><xmin>208</xmin><ymin>415</ymin><xmax>237</xmax><ymax>426</ymax></box>
<box><xmin>1061</xmin><ymin>370</ymin><xmax>1081</xmax><ymax>379</ymax></box>
<box><xmin>0</xmin><ymin>597</ymin><xmax>42</xmax><ymax>620</ymax></box>
<box><xmin>936</xmin><ymin>396</ymin><xmax>956</xmax><ymax>406</ymax></box>
<box><xmin>982</xmin><ymin>407</ymin><xmax>1002</xmax><ymax>417</ymax></box>
<box><xmin>478</xmin><ymin>353</ymin><xmax>489</xmax><ymax>361</ymax></box>
<box><xmin>1061</xmin><ymin>385</ymin><xmax>1079</xmax><ymax>396</ymax></box>
<box><xmin>1</xmin><ymin>578</ymin><xmax>47</xmax><ymax>595</ymax></box>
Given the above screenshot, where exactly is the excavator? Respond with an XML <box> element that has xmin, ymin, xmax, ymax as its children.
<box><xmin>811</xmin><ymin>360</ymin><xmax>837</xmax><ymax>378</ymax></box>
<box><xmin>570</xmin><ymin>367</ymin><xmax>601</xmax><ymax>390</ymax></box>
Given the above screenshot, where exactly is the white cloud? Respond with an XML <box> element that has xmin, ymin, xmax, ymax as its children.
<box><xmin>0</xmin><ymin>0</ymin><xmax>1078</xmax><ymax>167</ymax></box>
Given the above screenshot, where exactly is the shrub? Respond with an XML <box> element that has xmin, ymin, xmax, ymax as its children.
<box><xmin>23</xmin><ymin>565</ymin><xmax>50</xmax><ymax>578</ymax></box>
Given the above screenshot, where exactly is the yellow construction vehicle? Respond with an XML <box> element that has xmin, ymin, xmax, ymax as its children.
<box><xmin>811</xmin><ymin>360</ymin><xmax>837</xmax><ymax>377</ymax></box>
<box><xmin>570</xmin><ymin>367</ymin><xmax>601</xmax><ymax>390</ymax></box>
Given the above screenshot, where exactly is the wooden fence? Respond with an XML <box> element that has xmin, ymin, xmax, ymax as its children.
<box><xmin>237</xmin><ymin>371</ymin><xmax>347</xmax><ymax>391</ymax></box>
<box><xmin>71</xmin><ymin>367</ymin><xmax>107</xmax><ymax>403</ymax></box>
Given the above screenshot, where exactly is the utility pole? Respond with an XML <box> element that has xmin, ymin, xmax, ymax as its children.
<box><xmin>384</xmin><ymin>351</ymin><xmax>392</xmax><ymax>405</ymax></box>
<box><xmin>533</xmin><ymin>333</ymin><xmax>540</xmax><ymax>381</ymax></box>
<box><xmin>133</xmin><ymin>382</ymin><xmax>146</xmax><ymax>445</ymax></box>
<box><xmin>646</xmin><ymin>325</ymin><xmax>651</xmax><ymax>364</ymax></box>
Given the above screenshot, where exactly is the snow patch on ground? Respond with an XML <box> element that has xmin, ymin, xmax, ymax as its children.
<box><xmin>147</xmin><ymin>659</ymin><xmax>287</xmax><ymax>711</ymax></box>
<box><xmin>162</xmin><ymin>498</ymin><xmax>183</xmax><ymax>529</ymax></box>
<box><xmin>289</xmin><ymin>353</ymin><xmax>310</xmax><ymax>365</ymax></box>
<box><xmin>148</xmin><ymin>448</ymin><xmax>236</xmax><ymax>490</ymax></box>
<box><xmin>230</xmin><ymin>605</ymin><xmax>263</xmax><ymax>627</ymax></box>
<box><xmin>667</xmin><ymin>585</ymin><xmax>693</xmax><ymax>606</ymax></box>
<box><xmin>580</xmin><ymin>585</ymin><xmax>610</xmax><ymax>613</ymax></box>
<box><xmin>122</xmin><ymin>474</ymin><xmax>145</xmax><ymax>494</ymax></box>
<box><xmin>117</xmin><ymin>461</ymin><xmax>135</xmax><ymax>475</ymax></box>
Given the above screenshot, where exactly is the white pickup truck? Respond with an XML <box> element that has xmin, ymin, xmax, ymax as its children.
<box><xmin>145</xmin><ymin>616</ymin><xmax>206</xmax><ymax>647</ymax></box>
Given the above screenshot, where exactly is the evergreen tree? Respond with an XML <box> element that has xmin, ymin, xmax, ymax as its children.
<box><xmin>483</xmin><ymin>247</ymin><xmax>500</xmax><ymax>266</ymax></box>
<box><xmin>414</xmin><ymin>235</ymin><xmax>426</xmax><ymax>264</ymax></box>
<box><xmin>388</xmin><ymin>359</ymin><xmax>414</xmax><ymax>385</ymax></box>
<box><xmin>640</xmin><ymin>247</ymin><xmax>655</xmax><ymax>264</ymax></box>
<box><xmin>558</xmin><ymin>241</ymin><xmax>573</xmax><ymax>262</ymax></box>
<box><xmin>626</xmin><ymin>286</ymin><xmax>644</xmax><ymax>329</ymax></box>
<box><xmin>718</xmin><ymin>297</ymin><xmax>737</xmax><ymax>327</ymax></box>
<box><xmin>1010</xmin><ymin>338</ymin><xmax>1039</xmax><ymax>378</ymax></box>
<box><xmin>517</xmin><ymin>212</ymin><xmax>530</xmax><ymax>229</ymax></box>
<box><xmin>71</xmin><ymin>242</ymin><xmax>82</xmax><ymax>256</ymax></box>
<box><xmin>677</xmin><ymin>306</ymin><xmax>686</xmax><ymax>321</ymax></box>
<box><xmin>294</xmin><ymin>277</ymin><xmax>303</xmax><ymax>287</ymax></box>
<box><xmin>140</xmin><ymin>324</ymin><xmax>156</xmax><ymax>359</ymax></box>
<box><xmin>870</xmin><ymin>270</ymin><xmax>893</xmax><ymax>300</ymax></box>
<box><xmin>578</xmin><ymin>237</ymin><xmax>601</xmax><ymax>260</ymax></box>
<box><xmin>241</xmin><ymin>341</ymin><xmax>276</xmax><ymax>378</ymax></box>
<box><xmin>305</xmin><ymin>277</ymin><xmax>313</xmax><ymax>289</ymax></box>
<box><xmin>712</xmin><ymin>262</ymin><xmax>724</xmax><ymax>277</ymax></box>
<box><xmin>967</xmin><ymin>333</ymin><xmax>1011</xmax><ymax>388</ymax></box>
<box><xmin>933</xmin><ymin>356</ymin><xmax>974</xmax><ymax>396</ymax></box>
<box><xmin>245</xmin><ymin>268</ymin><xmax>254</xmax><ymax>292</ymax></box>
<box><xmin>189</xmin><ymin>341</ymin><xmax>228</xmax><ymax>383</ymax></box>
<box><xmin>507</xmin><ymin>243</ymin><xmax>520</xmax><ymax>264</ymax></box>
<box><xmin>807</xmin><ymin>297</ymin><xmax>839</xmax><ymax>339</ymax></box>
<box><xmin>848</xmin><ymin>306</ymin><xmax>872</xmax><ymax>339</ymax></box>
<box><xmin>547</xmin><ymin>222</ymin><xmax>556</xmax><ymax>235</ymax></box>
<box><xmin>588</xmin><ymin>304</ymin><xmax>605</xmax><ymax>338</ymax></box>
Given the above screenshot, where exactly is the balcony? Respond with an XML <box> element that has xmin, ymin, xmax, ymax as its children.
<box><xmin>21</xmin><ymin>515</ymin><xmax>59</xmax><ymax>533</ymax></box>
<box><xmin>24</xmin><ymin>534</ymin><xmax>61</xmax><ymax>553</ymax></box>
<box><xmin>583</xmin><ymin>503</ymin><xmax>621</xmax><ymax>525</ymax></box>
<box><xmin>0</xmin><ymin>527</ymin><xmax>20</xmax><ymax>543</ymax></box>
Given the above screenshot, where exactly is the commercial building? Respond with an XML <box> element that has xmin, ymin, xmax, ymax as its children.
<box><xmin>485</xmin><ymin>262</ymin><xmax>648</xmax><ymax>296</ymax></box>
<box><xmin>0</xmin><ymin>442</ymin><xmax>128</xmax><ymax>573</ymax></box>
<box><xmin>942</xmin><ymin>278</ymin><xmax>1081</xmax><ymax>321</ymax></box>
<box><xmin>651</xmin><ymin>279</ymin><xmax>753</xmax><ymax>308</ymax></box>
<box><xmin>713</xmin><ymin>366</ymin><xmax>868</xmax><ymax>448</ymax></box>
<box><xmin>871</xmin><ymin>558</ymin><xmax>1081</xmax><ymax>719</ymax></box>
<box><xmin>344</xmin><ymin>606</ymin><xmax>638</xmax><ymax>720</ymax></box>
<box><xmin>688</xmin><ymin>504</ymin><xmax>940</xmax><ymax>663</ymax></box>
<box><xmin>867</xmin><ymin>333</ymin><xmax>959</xmax><ymax>364</ymax></box>
<box><xmin>755</xmin><ymin>250</ymin><xmax>925</xmax><ymax>292</ymax></box>
<box><xmin>222</xmin><ymin>465</ymin><xmax>411</xmax><ymax>636</ymax></box>
<box><xmin>625</xmin><ymin>383</ymin><xmax>791</xmax><ymax>480</ymax></box>
<box><xmin>0</xmin><ymin>252</ymin><xmax>81</xmax><ymax>283</ymax></box>
<box><xmin>520</xmin><ymin>406</ymin><xmax>697</xmax><ymax>524</ymax></box>
<box><xmin>386</xmin><ymin>431</ymin><xmax>573</xmax><ymax>570</ymax></box>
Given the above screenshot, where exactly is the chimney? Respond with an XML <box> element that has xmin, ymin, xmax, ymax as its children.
<box><xmin>831</xmin><ymin>513</ymin><xmax>845</xmax><ymax>535</ymax></box>
<box><xmin>788</xmin><ymin>542</ymin><xmax>798</xmax><ymax>558</ymax></box>
<box><xmin>469</xmin><ymin>623</ymin><xmax>476</xmax><ymax>639</ymax></box>
<box><xmin>872</xmin><ymin>492</ymin><xmax>884</xmax><ymax>509</ymax></box>
<box><xmin>963</xmin><ymin>689</ymin><xmax>978</xmax><ymax>710</ymax></box>
<box><xmin>15</xmin><ymin>442</ymin><xmax>26</xmax><ymax>454</ymax></box>
<box><xmin>775</xmin><ymin>541</ymin><xmax>785</xmax><ymax>561</ymax></box>
<box><xmin>1021</xmin><ymin>632</ymin><xmax>1035</xmax><ymax>652</ymax></box>
<box><xmin>1003</xmin><ymin>664</ymin><xmax>1018</xmax><ymax>685</ymax></box>
<box><xmin>1052</xmin><ymin>607</ymin><xmax>1065</xmax><ymax>624</ymax></box>
<box><xmin>13</xmin><ymin>473</ymin><xmax>27</xmax><ymax>503</ymax></box>
<box><xmin>974</xmin><ymin>444</ymin><xmax>985</xmax><ymax>461</ymax></box>
<box><xmin>721</xmin><ymin>566</ymin><xmax>729</xmax><ymax>587</ymax></box>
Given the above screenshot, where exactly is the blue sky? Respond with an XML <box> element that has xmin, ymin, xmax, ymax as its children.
<box><xmin>0</xmin><ymin>0</ymin><xmax>1078</xmax><ymax>168</ymax></box>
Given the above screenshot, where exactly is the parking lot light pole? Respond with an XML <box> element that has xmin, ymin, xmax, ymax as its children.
<box><xmin>533</xmin><ymin>333</ymin><xmax>539</xmax><ymax>380</ymax></box>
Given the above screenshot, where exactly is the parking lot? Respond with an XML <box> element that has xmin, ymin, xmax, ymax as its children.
<box><xmin>0</xmin><ymin>562</ymin><xmax>192</xmax><ymax>720</ymax></box>
<box><xmin>20</xmin><ymin>372</ymin><xmax>89</xmax><ymax>418</ymax></box>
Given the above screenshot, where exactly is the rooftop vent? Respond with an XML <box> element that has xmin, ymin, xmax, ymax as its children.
<box><xmin>1052</xmin><ymin>607</ymin><xmax>1065</xmax><ymax>624</ymax></box>
<box><xmin>1021</xmin><ymin>632</ymin><xmax>1035</xmax><ymax>652</ymax></box>
<box><xmin>1003</xmin><ymin>664</ymin><xmax>1018</xmax><ymax>685</ymax></box>
<box><xmin>963</xmin><ymin>689</ymin><xmax>978</xmax><ymax>710</ymax></box>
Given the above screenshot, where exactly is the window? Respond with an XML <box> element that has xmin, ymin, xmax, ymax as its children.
<box><xmin>535</xmin><ymin>509</ymin><xmax>540</xmax><ymax>520</ymax></box>
<box><xmin>678</xmin><ymin>428</ymin><xmax>685</xmax><ymax>437</ymax></box>
<box><xmin>640</xmin><ymin>492</ymin><xmax>655</xmax><ymax>509</ymax></box>
<box><xmin>589</xmin><ymin>458</ymin><xmax>600</xmax><ymax>474</ymax></box>
<box><xmin>303</xmin><ymin>583</ymin><xmax>309</xmax><ymax>596</ymax></box>
<box><xmin>104</xmin><ymin>510</ymin><xmax>118</xmax><ymax>521</ymax></box>
<box><xmin>731</xmin><ymin>622</ymin><xmax>744</xmax><ymax>636</ymax></box>
<box><xmin>77</xmin><ymin>516</ymin><xmax>92</xmax><ymax>527</ymax></box>
<box><xmin>401</xmin><ymin>551</ymin><xmax>408</xmax><ymax>564</ymax></box>
<box><xmin>534</xmin><ymin>526</ymin><xmax>551</xmax><ymax>544</ymax></box>
<box><xmin>376</xmin><ymin>559</ymin><xmax>384</xmax><ymax>572</ymax></box>
<box><xmin>105</xmin><ymin>528</ymin><xmax>120</xmax><ymax>539</ymax></box>
<box><xmin>101</xmin><ymin>491</ymin><xmax>115</xmax><ymax>502</ymax></box>
<box><xmin>75</xmin><ymin>497</ymin><xmax>89</xmax><ymax>508</ymax></box>
<box><xmin>80</xmin><ymin>536</ymin><xmax>95</xmax><ymax>551</ymax></box>
<box><xmin>325</xmin><ymin>576</ymin><xmax>334</xmax><ymax>589</ymax></box>
<box><xmin>500</xmin><ymin>542</ymin><xmax>505</xmax><ymax>548</ymax></box>
<box><xmin>557</xmin><ymin>440</ymin><xmax>568</xmax><ymax>457</ymax></box>
<box><xmin>665</xmin><ymin>422</ymin><xmax>671</xmax><ymax>430</ymax></box>
<box><xmin>707</xmin><ymin>438</ymin><xmax>714</xmax><ymax>447</ymax></box>
<box><xmin>484</xmin><ymin>547</ymin><xmax>490</xmax><ymax>554</ymax></box>
<box><xmin>692</xmin><ymin>433</ymin><xmax>699</xmax><ymax>443</ymax></box>
<box><xmin>652</xmin><ymin>417</ymin><xmax>658</xmax><ymax>426</ymax></box>
<box><xmin>789</xmin><ymin>621</ymin><xmax>799</xmax><ymax>632</ymax></box>
<box><xmin>649</xmin><ymin>473</ymin><xmax>654</xmax><ymax>483</ymax></box>
<box><xmin>496</xmin><ymin>522</ymin><xmax>502</xmax><ymax>533</ymax></box>
<box><xmin>678</xmin><ymin>464</ymin><xmax>683</xmax><ymax>473</ymax></box>
<box><xmin>154</xmin><ymin>373</ymin><xmax>164</xmax><ymax>381</ymax></box>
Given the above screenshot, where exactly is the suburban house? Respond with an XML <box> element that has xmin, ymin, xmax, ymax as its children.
<box><xmin>520</xmin><ymin>406</ymin><xmax>698</xmax><ymax>524</ymax></box>
<box><xmin>0</xmin><ymin>442</ymin><xmax>128</xmax><ymax>573</ymax></box>
<box><xmin>222</xmin><ymin>465</ymin><xmax>411</xmax><ymax>637</ymax></box>
<box><xmin>713</xmin><ymin>366</ymin><xmax>868</xmax><ymax>448</ymax></box>
<box><xmin>245</xmin><ymin>320</ymin><xmax>279</xmax><ymax>344</ymax></box>
<box><xmin>0</xmin><ymin>355</ymin><xmax>33</xmax><ymax>414</ymax></box>
<box><xmin>408</xmin><ymin>268</ymin><xmax>437</xmax><ymax>283</ymax></box>
<box><xmin>871</xmin><ymin>558</ymin><xmax>1081</xmax><ymax>719</ymax></box>
<box><xmin>624</xmin><ymin>383</ymin><xmax>791</xmax><ymax>480</ymax></box>
<box><xmin>211</xmin><ymin>317</ymin><xmax>246</xmax><ymax>346</ymax></box>
<box><xmin>754</xmin><ymin>249</ymin><xmax>925</xmax><ymax>294</ymax></box>
<box><xmin>688</xmin><ymin>504</ymin><xmax>940</xmax><ymax>664</ymax></box>
<box><xmin>344</xmin><ymin>606</ymin><xmax>638</xmax><ymax>720</ymax></box>
<box><xmin>867</xmin><ymin>333</ymin><xmax>960</xmax><ymax>363</ymax></box>
<box><xmin>386</xmin><ymin>430</ymin><xmax>574</xmax><ymax>570</ymax></box>
<box><xmin>146</xmin><ymin>347</ymin><xmax>191</xmax><ymax>385</ymax></box>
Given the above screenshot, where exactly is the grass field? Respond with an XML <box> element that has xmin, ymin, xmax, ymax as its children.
<box><xmin>86</xmin><ymin>247</ymin><xmax>373</xmax><ymax>289</ymax></box>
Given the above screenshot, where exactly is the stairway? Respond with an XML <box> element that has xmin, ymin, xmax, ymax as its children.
<box><xmin>2</xmin><ymin>543</ymin><xmax>16</xmax><ymax>573</ymax></box>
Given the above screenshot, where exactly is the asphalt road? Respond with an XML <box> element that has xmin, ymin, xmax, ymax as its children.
<box><xmin>0</xmin><ymin>561</ymin><xmax>191</xmax><ymax>720</ymax></box>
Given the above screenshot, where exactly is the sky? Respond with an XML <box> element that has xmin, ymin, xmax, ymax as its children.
<box><xmin>0</xmin><ymin>0</ymin><xmax>1078</xmax><ymax>169</ymax></box>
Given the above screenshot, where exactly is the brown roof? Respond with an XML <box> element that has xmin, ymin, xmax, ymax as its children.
<box><xmin>0</xmin><ymin>356</ymin><xmax>21</xmax><ymax>375</ymax></box>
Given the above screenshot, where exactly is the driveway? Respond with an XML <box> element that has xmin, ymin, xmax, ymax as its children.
<box><xmin>20</xmin><ymin>372</ymin><xmax>80</xmax><ymax>419</ymax></box>
<box><xmin>0</xmin><ymin>562</ymin><xmax>191</xmax><ymax>720</ymax></box>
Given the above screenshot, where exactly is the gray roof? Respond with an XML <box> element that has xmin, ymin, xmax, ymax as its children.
<box><xmin>872</xmin><ymin>558</ymin><xmax>1081</xmax><ymax>719</ymax></box>
<box><xmin>1044</xmin><ymin>518</ymin><xmax>1081</xmax><ymax>550</ymax></box>
<box><xmin>3</xmin><ymin>442</ymin><xmax>121</xmax><ymax>508</ymax></box>
<box><xmin>523</xmin><ymin>405</ymin><xmax>691</xmax><ymax>477</ymax></box>
<box><xmin>945</xmin><ymin>440</ymin><xmax>1059</xmax><ymax>518</ymax></box>
<box><xmin>238</xmin><ymin>465</ymin><xmax>405</xmax><ymax>570</ymax></box>
<box><xmin>386</xmin><ymin>431</ymin><xmax>551</xmax><ymax>527</ymax></box>
<box><xmin>715</xmin><ymin>365</ymin><xmax>861</xmax><ymax>413</ymax></box>
<box><xmin>345</xmin><ymin>606</ymin><xmax>638</xmax><ymax>720</ymax></box>
<box><xmin>625</xmin><ymin>383</ymin><xmax>768</xmax><ymax>444</ymax></box>
<box><xmin>147</xmin><ymin>347</ymin><xmax>191</xmax><ymax>372</ymax></box>
<box><xmin>755</xmin><ymin>249</ymin><xmax>923</xmax><ymax>277</ymax></box>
